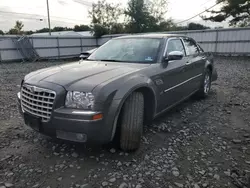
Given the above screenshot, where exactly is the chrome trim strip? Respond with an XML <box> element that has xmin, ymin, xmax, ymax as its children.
<box><xmin>163</xmin><ymin>37</ymin><xmax>187</xmax><ymax>57</ymax></box>
<box><xmin>54</xmin><ymin>116</ymin><xmax>103</xmax><ymax>122</ymax></box>
<box><xmin>156</xmin><ymin>89</ymin><xmax>199</xmax><ymax>117</ymax></box>
<box><xmin>164</xmin><ymin>73</ymin><xmax>202</xmax><ymax>93</ymax></box>
<box><xmin>72</xmin><ymin>111</ymin><xmax>100</xmax><ymax>115</ymax></box>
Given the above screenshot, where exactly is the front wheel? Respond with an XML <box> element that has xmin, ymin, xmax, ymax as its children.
<box><xmin>195</xmin><ymin>69</ymin><xmax>212</xmax><ymax>98</ymax></box>
<box><xmin>119</xmin><ymin>92</ymin><xmax>144</xmax><ymax>151</ymax></box>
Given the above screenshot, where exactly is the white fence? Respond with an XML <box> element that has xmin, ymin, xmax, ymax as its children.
<box><xmin>1</xmin><ymin>27</ymin><xmax>250</xmax><ymax>62</ymax></box>
<box><xmin>0</xmin><ymin>36</ymin><xmax>97</xmax><ymax>62</ymax></box>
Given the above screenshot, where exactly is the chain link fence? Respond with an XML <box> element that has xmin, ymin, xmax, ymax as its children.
<box><xmin>15</xmin><ymin>36</ymin><xmax>40</xmax><ymax>62</ymax></box>
<box><xmin>1</xmin><ymin>27</ymin><xmax>250</xmax><ymax>63</ymax></box>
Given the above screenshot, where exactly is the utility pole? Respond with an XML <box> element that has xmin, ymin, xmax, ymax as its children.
<box><xmin>46</xmin><ymin>0</ymin><xmax>51</xmax><ymax>35</ymax></box>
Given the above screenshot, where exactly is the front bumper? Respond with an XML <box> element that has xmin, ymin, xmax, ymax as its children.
<box><xmin>17</xmin><ymin>93</ymin><xmax>112</xmax><ymax>144</ymax></box>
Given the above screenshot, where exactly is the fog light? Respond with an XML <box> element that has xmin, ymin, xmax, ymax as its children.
<box><xmin>76</xmin><ymin>133</ymin><xmax>85</xmax><ymax>141</ymax></box>
<box><xmin>56</xmin><ymin>130</ymin><xmax>87</xmax><ymax>142</ymax></box>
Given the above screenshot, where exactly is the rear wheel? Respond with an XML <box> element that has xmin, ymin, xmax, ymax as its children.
<box><xmin>119</xmin><ymin>92</ymin><xmax>144</xmax><ymax>151</ymax></box>
<box><xmin>196</xmin><ymin>69</ymin><xmax>212</xmax><ymax>98</ymax></box>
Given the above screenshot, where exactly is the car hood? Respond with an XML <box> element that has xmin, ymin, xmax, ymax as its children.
<box><xmin>25</xmin><ymin>60</ymin><xmax>150</xmax><ymax>91</ymax></box>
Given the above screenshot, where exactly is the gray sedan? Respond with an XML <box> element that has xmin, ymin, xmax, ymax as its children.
<box><xmin>17</xmin><ymin>34</ymin><xmax>217</xmax><ymax>151</ymax></box>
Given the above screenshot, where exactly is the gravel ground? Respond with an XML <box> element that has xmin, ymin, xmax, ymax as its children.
<box><xmin>0</xmin><ymin>57</ymin><xmax>250</xmax><ymax>188</ymax></box>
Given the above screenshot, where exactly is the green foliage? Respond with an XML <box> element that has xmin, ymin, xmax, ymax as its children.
<box><xmin>187</xmin><ymin>22</ymin><xmax>210</xmax><ymax>30</ymax></box>
<box><xmin>92</xmin><ymin>24</ymin><xmax>109</xmax><ymax>37</ymax></box>
<box><xmin>36</xmin><ymin>28</ymin><xmax>50</xmax><ymax>33</ymax></box>
<box><xmin>73</xmin><ymin>25</ymin><xmax>91</xmax><ymax>31</ymax></box>
<box><xmin>148</xmin><ymin>0</ymin><xmax>168</xmax><ymax>23</ymax></box>
<box><xmin>24</xmin><ymin>30</ymin><xmax>34</xmax><ymax>35</ymax></box>
<box><xmin>125</xmin><ymin>0</ymin><xmax>174</xmax><ymax>33</ymax></box>
<box><xmin>7</xmin><ymin>28</ymin><xmax>19</xmax><ymax>35</ymax></box>
<box><xmin>5</xmin><ymin>0</ymin><xmax>214</xmax><ymax>37</ymax></box>
<box><xmin>110</xmin><ymin>23</ymin><xmax>126</xmax><ymax>34</ymax></box>
<box><xmin>124</xmin><ymin>0</ymin><xmax>151</xmax><ymax>33</ymax></box>
<box><xmin>52</xmin><ymin>27</ymin><xmax>69</xmax><ymax>32</ymax></box>
<box><xmin>6</xmin><ymin>20</ymin><xmax>24</xmax><ymax>35</ymax></box>
<box><xmin>156</xmin><ymin>19</ymin><xmax>177</xmax><ymax>31</ymax></box>
<box><xmin>89</xmin><ymin>0</ymin><xmax>123</xmax><ymax>37</ymax></box>
<box><xmin>14</xmin><ymin>21</ymin><xmax>24</xmax><ymax>34</ymax></box>
<box><xmin>0</xmin><ymin>30</ymin><xmax>4</xmax><ymax>35</ymax></box>
<box><xmin>203</xmin><ymin>0</ymin><xmax>250</xmax><ymax>26</ymax></box>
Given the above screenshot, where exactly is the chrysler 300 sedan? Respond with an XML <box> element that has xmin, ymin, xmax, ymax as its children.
<box><xmin>17</xmin><ymin>34</ymin><xmax>217</xmax><ymax>151</ymax></box>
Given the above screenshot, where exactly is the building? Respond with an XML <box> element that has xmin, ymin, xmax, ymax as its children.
<box><xmin>31</xmin><ymin>31</ymin><xmax>93</xmax><ymax>37</ymax></box>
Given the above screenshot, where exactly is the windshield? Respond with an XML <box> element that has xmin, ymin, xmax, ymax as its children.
<box><xmin>88</xmin><ymin>38</ymin><xmax>161</xmax><ymax>63</ymax></box>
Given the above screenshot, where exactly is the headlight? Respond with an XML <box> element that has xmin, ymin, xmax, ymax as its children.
<box><xmin>65</xmin><ymin>91</ymin><xmax>95</xmax><ymax>109</ymax></box>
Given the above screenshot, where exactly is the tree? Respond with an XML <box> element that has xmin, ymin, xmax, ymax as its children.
<box><xmin>73</xmin><ymin>25</ymin><xmax>91</xmax><ymax>31</ymax></box>
<box><xmin>203</xmin><ymin>0</ymin><xmax>250</xmax><ymax>27</ymax></box>
<box><xmin>125</xmin><ymin>0</ymin><xmax>172</xmax><ymax>33</ymax></box>
<box><xmin>52</xmin><ymin>27</ymin><xmax>68</xmax><ymax>32</ymax></box>
<box><xmin>7</xmin><ymin>28</ymin><xmax>18</xmax><ymax>35</ymax></box>
<box><xmin>125</xmin><ymin>0</ymin><xmax>153</xmax><ymax>33</ymax></box>
<box><xmin>148</xmin><ymin>0</ymin><xmax>168</xmax><ymax>23</ymax></box>
<box><xmin>6</xmin><ymin>20</ymin><xmax>24</xmax><ymax>35</ymax></box>
<box><xmin>24</xmin><ymin>30</ymin><xmax>34</xmax><ymax>35</ymax></box>
<box><xmin>89</xmin><ymin>0</ymin><xmax>123</xmax><ymax>37</ymax></box>
<box><xmin>157</xmin><ymin>19</ymin><xmax>178</xmax><ymax>31</ymax></box>
<box><xmin>0</xmin><ymin>30</ymin><xmax>4</xmax><ymax>35</ymax></box>
<box><xmin>92</xmin><ymin>24</ymin><xmax>109</xmax><ymax>37</ymax></box>
<box><xmin>110</xmin><ymin>23</ymin><xmax>126</xmax><ymax>34</ymax></box>
<box><xmin>36</xmin><ymin>28</ymin><xmax>50</xmax><ymax>33</ymax></box>
<box><xmin>187</xmin><ymin>22</ymin><xmax>210</xmax><ymax>30</ymax></box>
<box><xmin>14</xmin><ymin>21</ymin><xmax>24</xmax><ymax>34</ymax></box>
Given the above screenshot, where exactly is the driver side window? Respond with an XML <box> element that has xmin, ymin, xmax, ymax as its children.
<box><xmin>166</xmin><ymin>39</ymin><xmax>185</xmax><ymax>55</ymax></box>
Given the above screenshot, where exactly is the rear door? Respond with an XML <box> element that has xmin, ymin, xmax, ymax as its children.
<box><xmin>182</xmin><ymin>37</ymin><xmax>205</xmax><ymax>94</ymax></box>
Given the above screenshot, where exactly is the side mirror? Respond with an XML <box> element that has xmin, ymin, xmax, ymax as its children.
<box><xmin>79</xmin><ymin>48</ymin><xmax>98</xmax><ymax>60</ymax></box>
<box><xmin>79</xmin><ymin>52</ymin><xmax>91</xmax><ymax>60</ymax></box>
<box><xmin>164</xmin><ymin>51</ymin><xmax>184</xmax><ymax>62</ymax></box>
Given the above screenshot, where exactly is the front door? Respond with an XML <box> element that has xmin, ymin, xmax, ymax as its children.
<box><xmin>155</xmin><ymin>38</ymin><xmax>189</xmax><ymax>113</ymax></box>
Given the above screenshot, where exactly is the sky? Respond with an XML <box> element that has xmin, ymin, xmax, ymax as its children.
<box><xmin>0</xmin><ymin>0</ymin><xmax>227</xmax><ymax>32</ymax></box>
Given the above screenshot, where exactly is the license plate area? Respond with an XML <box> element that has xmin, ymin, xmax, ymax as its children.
<box><xmin>24</xmin><ymin>113</ymin><xmax>41</xmax><ymax>131</ymax></box>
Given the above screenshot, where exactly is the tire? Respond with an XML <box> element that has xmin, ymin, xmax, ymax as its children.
<box><xmin>120</xmin><ymin>92</ymin><xmax>144</xmax><ymax>151</ymax></box>
<box><xmin>195</xmin><ymin>69</ymin><xmax>212</xmax><ymax>99</ymax></box>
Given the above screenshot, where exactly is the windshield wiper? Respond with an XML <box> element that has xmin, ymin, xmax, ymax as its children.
<box><xmin>98</xmin><ymin>59</ymin><xmax>125</xmax><ymax>62</ymax></box>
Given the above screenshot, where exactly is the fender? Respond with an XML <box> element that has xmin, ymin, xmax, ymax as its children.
<box><xmin>105</xmin><ymin>74</ymin><xmax>158</xmax><ymax>141</ymax></box>
<box><xmin>205</xmin><ymin>60</ymin><xmax>213</xmax><ymax>71</ymax></box>
<box><xmin>204</xmin><ymin>53</ymin><xmax>214</xmax><ymax>71</ymax></box>
<box><xmin>204</xmin><ymin>55</ymin><xmax>217</xmax><ymax>81</ymax></box>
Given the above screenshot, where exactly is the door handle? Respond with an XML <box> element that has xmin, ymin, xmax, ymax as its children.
<box><xmin>186</xmin><ymin>61</ymin><xmax>192</xmax><ymax>65</ymax></box>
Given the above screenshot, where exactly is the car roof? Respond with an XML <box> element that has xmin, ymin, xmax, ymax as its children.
<box><xmin>116</xmin><ymin>33</ymin><xmax>187</xmax><ymax>39</ymax></box>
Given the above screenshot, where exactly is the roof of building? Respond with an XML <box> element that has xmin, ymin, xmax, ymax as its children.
<box><xmin>31</xmin><ymin>30</ymin><xmax>93</xmax><ymax>37</ymax></box>
<box><xmin>116</xmin><ymin>33</ymin><xmax>185</xmax><ymax>39</ymax></box>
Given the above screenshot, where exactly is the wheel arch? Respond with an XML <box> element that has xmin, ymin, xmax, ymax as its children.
<box><xmin>205</xmin><ymin>60</ymin><xmax>213</xmax><ymax>73</ymax></box>
<box><xmin>110</xmin><ymin>84</ymin><xmax>157</xmax><ymax>141</ymax></box>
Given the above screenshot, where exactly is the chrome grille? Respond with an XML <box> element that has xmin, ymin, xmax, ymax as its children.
<box><xmin>21</xmin><ymin>85</ymin><xmax>56</xmax><ymax>122</ymax></box>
